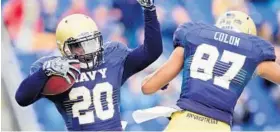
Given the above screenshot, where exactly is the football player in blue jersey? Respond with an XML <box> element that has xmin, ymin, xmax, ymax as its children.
<box><xmin>15</xmin><ymin>0</ymin><xmax>162</xmax><ymax>131</ymax></box>
<box><xmin>140</xmin><ymin>11</ymin><xmax>280</xmax><ymax>131</ymax></box>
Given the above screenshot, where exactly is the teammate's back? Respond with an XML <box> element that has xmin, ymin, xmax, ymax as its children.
<box><xmin>140</xmin><ymin>11</ymin><xmax>280</xmax><ymax>131</ymax></box>
<box><xmin>174</xmin><ymin>22</ymin><xmax>276</xmax><ymax>124</ymax></box>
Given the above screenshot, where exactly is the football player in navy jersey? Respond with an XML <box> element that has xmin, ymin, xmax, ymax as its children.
<box><xmin>140</xmin><ymin>11</ymin><xmax>280</xmax><ymax>131</ymax></box>
<box><xmin>15</xmin><ymin>0</ymin><xmax>162</xmax><ymax>131</ymax></box>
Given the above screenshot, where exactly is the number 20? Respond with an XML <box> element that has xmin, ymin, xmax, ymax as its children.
<box><xmin>190</xmin><ymin>44</ymin><xmax>246</xmax><ymax>89</ymax></box>
<box><xmin>69</xmin><ymin>82</ymin><xmax>114</xmax><ymax>125</ymax></box>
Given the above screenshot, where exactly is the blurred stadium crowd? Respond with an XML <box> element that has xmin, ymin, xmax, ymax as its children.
<box><xmin>1</xmin><ymin>0</ymin><xmax>280</xmax><ymax>131</ymax></box>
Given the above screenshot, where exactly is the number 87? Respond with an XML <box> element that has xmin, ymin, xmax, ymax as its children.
<box><xmin>190</xmin><ymin>44</ymin><xmax>246</xmax><ymax>89</ymax></box>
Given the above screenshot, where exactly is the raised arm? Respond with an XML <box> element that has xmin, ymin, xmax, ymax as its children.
<box><xmin>141</xmin><ymin>47</ymin><xmax>184</xmax><ymax>94</ymax></box>
<box><xmin>121</xmin><ymin>1</ymin><xmax>162</xmax><ymax>83</ymax></box>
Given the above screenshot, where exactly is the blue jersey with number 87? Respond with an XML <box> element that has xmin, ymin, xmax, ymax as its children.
<box><xmin>173</xmin><ymin>22</ymin><xmax>276</xmax><ymax>125</ymax></box>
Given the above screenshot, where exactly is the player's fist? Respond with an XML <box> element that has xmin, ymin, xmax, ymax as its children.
<box><xmin>43</xmin><ymin>57</ymin><xmax>80</xmax><ymax>84</ymax></box>
<box><xmin>137</xmin><ymin>0</ymin><xmax>155</xmax><ymax>10</ymax></box>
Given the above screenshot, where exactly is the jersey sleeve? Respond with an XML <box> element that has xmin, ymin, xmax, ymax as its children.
<box><xmin>15</xmin><ymin>56</ymin><xmax>56</xmax><ymax>106</ymax></box>
<box><xmin>256</xmin><ymin>38</ymin><xmax>276</xmax><ymax>62</ymax></box>
<box><xmin>173</xmin><ymin>22</ymin><xmax>195</xmax><ymax>48</ymax></box>
<box><xmin>121</xmin><ymin>8</ymin><xmax>162</xmax><ymax>84</ymax></box>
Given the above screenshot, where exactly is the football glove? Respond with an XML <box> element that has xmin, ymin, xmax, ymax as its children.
<box><xmin>43</xmin><ymin>57</ymin><xmax>80</xmax><ymax>84</ymax></box>
<box><xmin>137</xmin><ymin>0</ymin><xmax>155</xmax><ymax>11</ymax></box>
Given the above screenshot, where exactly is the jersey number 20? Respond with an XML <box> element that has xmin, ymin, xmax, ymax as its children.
<box><xmin>69</xmin><ymin>82</ymin><xmax>114</xmax><ymax>125</ymax></box>
<box><xmin>190</xmin><ymin>44</ymin><xmax>246</xmax><ymax>89</ymax></box>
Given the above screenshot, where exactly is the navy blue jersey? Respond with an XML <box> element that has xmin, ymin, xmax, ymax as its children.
<box><xmin>15</xmin><ymin>9</ymin><xmax>162</xmax><ymax>131</ymax></box>
<box><xmin>30</xmin><ymin>42</ymin><xmax>130</xmax><ymax>130</ymax></box>
<box><xmin>173</xmin><ymin>22</ymin><xmax>276</xmax><ymax>125</ymax></box>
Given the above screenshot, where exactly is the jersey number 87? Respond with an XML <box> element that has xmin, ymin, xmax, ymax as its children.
<box><xmin>190</xmin><ymin>44</ymin><xmax>246</xmax><ymax>89</ymax></box>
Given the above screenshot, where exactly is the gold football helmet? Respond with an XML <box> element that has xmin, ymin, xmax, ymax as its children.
<box><xmin>215</xmin><ymin>11</ymin><xmax>257</xmax><ymax>35</ymax></box>
<box><xmin>56</xmin><ymin>14</ymin><xmax>103</xmax><ymax>69</ymax></box>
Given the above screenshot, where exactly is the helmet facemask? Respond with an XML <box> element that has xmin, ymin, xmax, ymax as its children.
<box><xmin>63</xmin><ymin>31</ymin><xmax>104</xmax><ymax>69</ymax></box>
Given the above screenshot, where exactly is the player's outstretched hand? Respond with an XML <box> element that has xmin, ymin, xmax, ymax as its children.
<box><xmin>137</xmin><ymin>0</ymin><xmax>155</xmax><ymax>11</ymax></box>
<box><xmin>43</xmin><ymin>57</ymin><xmax>80</xmax><ymax>84</ymax></box>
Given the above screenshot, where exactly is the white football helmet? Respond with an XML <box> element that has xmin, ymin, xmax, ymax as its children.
<box><xmin>216</xmin><ymin>11</ymin><xmax>257</xmax><ymax>35</ymax></box>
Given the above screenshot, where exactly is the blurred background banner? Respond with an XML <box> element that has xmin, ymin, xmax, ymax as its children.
<box><xmin>1</xmin><ymin>0</ymin><xmax>280</xmax><ymax>131</ymax></box>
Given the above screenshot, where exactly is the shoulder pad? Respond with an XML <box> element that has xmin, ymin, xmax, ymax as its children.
<box><xmin>103</xmin><ymin>41</ymin><xmax>131</xmax><ymax>65</ymax></box>
<box><xmin>30</xmin><ymin>56</ymin><xmax>57</xmax><ymax>75</ymax></box>
<box><xmin>173</xmin><ymin>22</ymin><xmax>203</xmax><ymax>48</ymax></box>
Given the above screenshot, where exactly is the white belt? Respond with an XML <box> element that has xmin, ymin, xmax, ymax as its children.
<box><xmin>132</xmin><ymin>106</ymin><xmax>181</xmax><ymax>124</ymax></box>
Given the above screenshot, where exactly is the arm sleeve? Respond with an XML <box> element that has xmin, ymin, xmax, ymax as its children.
<box><xmin>257</xmin><ymin>39</ymin><xmax>276</xmax><ymax>62</ymax></box>
<box><xmin>173</xmin><ymin>25</ymin><xmax>187</xmax><ymax>48</ymax></box>
<box><xmin>173</xmin><ymin>22</ymin><xmax>195</xmax><ymax>48</ymax></box>
<box><xmin>122</xmin><ymin>8</ymin><xmax>162</xmax><ymax>83</ymax></box>
<box><xmin>15</xmin><ymin>56</ymin><xmax>55</xmax><ymax>106</ymax></box>
<box><xmin>15</xmin><ymin>68</ymin><xmax>48</xmax><ymax>106</ymax></box>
